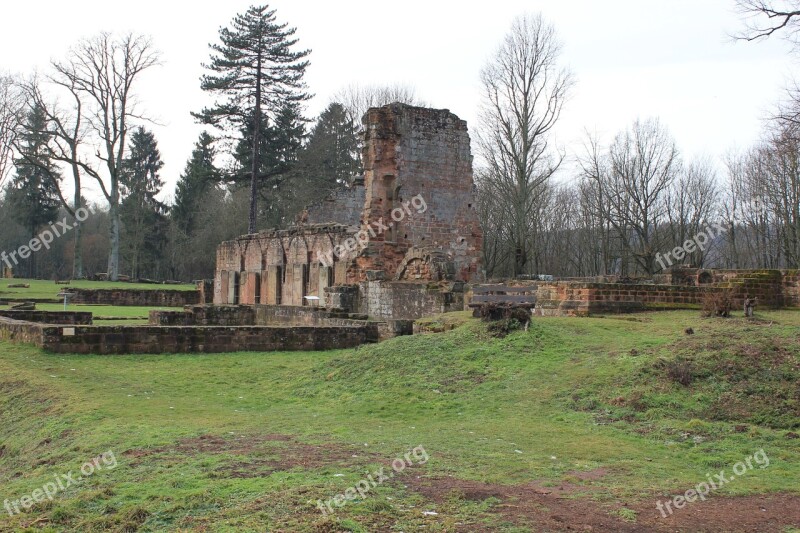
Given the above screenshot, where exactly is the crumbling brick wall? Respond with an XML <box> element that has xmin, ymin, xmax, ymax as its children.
<box><xmin>353</xmin><ymin>104</ymin><xmax>483</xmax><ymax>283</ymax></box>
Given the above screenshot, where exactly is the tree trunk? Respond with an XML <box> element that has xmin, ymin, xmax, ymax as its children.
<box><xmin>72</xmin><ymin>174</ymin><xmax>83</xmax><ymax>279</ymax></box>
<box><xmin>249</xmin><ymin>54</ymin><xmax>263</xmax><ymax>235</ymax></box>
<box><xmin>108</xmin><ymin>192</ymin><xmax>120</xmax><ymax>281</ymax></box>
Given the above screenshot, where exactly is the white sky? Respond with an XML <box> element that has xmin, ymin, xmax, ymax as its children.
<box><xmin>0</xmin><ymin>0</ymin><xmax>795</xmax><ymax>202</ymax></box>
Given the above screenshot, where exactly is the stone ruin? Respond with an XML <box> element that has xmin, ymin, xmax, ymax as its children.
<box><xmin>214</xmin><ymin>103</ymin><xmax>484</xmax><ymax>320</ymax></box>
<box><xmin>5</xmin><ymin>104</ymin><xmax>798</xmax><ymax>355</ymax></box>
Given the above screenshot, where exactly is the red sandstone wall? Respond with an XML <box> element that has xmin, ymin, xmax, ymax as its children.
<box><xmin>356</xmin><ymin>104</ymin><xmax>483</xmax><ymax>283</ymax></box>
<box><xmin>214</xmin><ymin>225</ymin><xmax>357</xmax><ymax>305</ymax></box>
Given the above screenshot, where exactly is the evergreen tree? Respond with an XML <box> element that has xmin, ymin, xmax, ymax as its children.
<box><xmin>7</xmin><ymin>103</ymin><xmax>61</xmax><ymax>277</ymax></box>
<box><xmin>120</xmin><ymin>127</ymin><xmax>167</xmax><ymax>279</ymax></box>
<box><xmin>299</xmin><ymin>102</ymin><xmax>360</xmax><ymax>193</ymax></box>
<box><xmin>231</xmin><ymin>102</ymin><xmax>307</xmax><ymax>228</ymax></box>
<box><xmin>173</xmin><ymin>132</ymin><xmax>219</xmax><ymax>234</ymax></box>
<box><xmin>194</xmin><ymin>4</ymin><xmax>311</xmax><ymax>234</ymax></box>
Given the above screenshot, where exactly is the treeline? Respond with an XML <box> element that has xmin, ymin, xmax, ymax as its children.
<box><xmin>1</xmin><ymin>2</ymin><xmax>798</xmax><ymax>283</ymax></box>
<box><xmin>0</xmin><ymin>5</ymin><xmax>421</xmax><ymax>281</ymax></box>
<box><xmin>474</xmin><ymin>10</ymin><xmax>800</xmax><ymax>279</ymax></box>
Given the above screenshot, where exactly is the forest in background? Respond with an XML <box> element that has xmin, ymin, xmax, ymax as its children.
<box><xmin>0</xmin><ymin>1</ymin><xmax>798</xmax><ymax>282</ymax></box>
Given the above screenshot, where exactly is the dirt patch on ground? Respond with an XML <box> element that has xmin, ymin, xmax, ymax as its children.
<box><xmin>124</xmin><ymin>433</ymin><xmax>372</xmax><ymax>478</ymax></box>
<box><xmin>405</xmin><ymin>475</ymin><xmax>800</xmax><ymax>532</ymax></box>
<box><xmin>634</xmin><ymin>493</ymin><xmax>800</xmax><ymax>532</ymax></box>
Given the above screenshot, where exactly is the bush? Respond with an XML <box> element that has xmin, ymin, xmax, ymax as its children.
<box><xmin>479</xmin><ymin>304</ymin><xmax>532</xmax><ymax>338</ymax></box>
<box><xmin>665</xmin><ymin>357</ymin><xmax>694</xmax><ymax>386</ymax></box>
<box><xmin>487</xmin><ymin>318</ymin><xmax>522</xmax><ymax>338</ymax></box>
<box><xmin>701</xmin><ymin>290</ymin><xmax>734</xmax><ymax>318</ymax></box>
<box><xmin>478</xmin><ymin>303</ymin><xmax>531</xmax><ymax>323</ymax></box>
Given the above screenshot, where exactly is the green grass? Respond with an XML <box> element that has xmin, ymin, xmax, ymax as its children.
<box><xmin>0</xmin><ymin>278</ymin><xmax>195</xmax><ymax>301</ymax></box>
<box><xmin>0</xmin><ymin>310</ymin><xmax>798</xmax><ymax>531</ymax></box>
<box><xmin>0</xmin><ymin>278</ymin><xmax>193</xmax><ymax>324</ymax></box>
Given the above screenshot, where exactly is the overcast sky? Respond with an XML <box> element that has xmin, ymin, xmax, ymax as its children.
<box><xmin>0</xmin><ymin>0</ymin><xmax>795</xmax><ymax>202</ymax></box>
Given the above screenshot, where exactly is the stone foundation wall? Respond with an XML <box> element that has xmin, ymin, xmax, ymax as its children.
<box><xmin>666</xmin><ymin>269</ymin><xmax>800</xmax><ymax>308</ymax></box>
<box><xmin>532</xmin><ymin>272</ymin><xmax>799</xmax><ymax>317</ymax></box>
<box><xmin>149</xmin><ymin>305</ymin><xmax>256</xmax><ymax>326</ymax></box>
<box><xmin>44</xmin><ymin>325</ymin><xmax>376</xmax><ymax>354</ymax></box>
<box><xmin>149</xmin><ymin>304</ymin><xmax>412</xmax><ymax>341</ymax></box>
<box><xmin>67</xmin><ymin>288</ymin><xmax>200</xmax><ymax>307</ymax></box>
<box><xmin>0</xmin><ymin>310</ymin><xmax>93</xmax><ymax>325</ymax></box>
<box><xmin>0</xmin><ymin>315</ymin><xmax>377</xmax><ymax>355</ymax></box>
<box><xmin>359</xmin><ymin>280</ymin><xmax>466</xmax><ymax>320</ymax></box>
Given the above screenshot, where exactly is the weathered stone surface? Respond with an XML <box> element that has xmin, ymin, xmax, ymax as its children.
<box><xmin>305</xmin><ymin>176</ymin><xmax>365</xmax><ymax>226</ymax></box>
<box><xmin>0</xmin><ymin>310</ymin><xmax>92</xmax><ymax>325</ymax></box>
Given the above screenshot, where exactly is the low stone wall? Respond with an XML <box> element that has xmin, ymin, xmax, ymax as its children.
<box><xmin>254</xmin><ymin>305</ymin><xmax>353</xmax><ymax>325</ymax></box>
<box><xmin>534</xmin><ymin>283</ymin><xmax>698</xmax><ymax>317</ymax></box>
<box><xmin>149</xmin><ymin>305</ymin><xmax>256</xmax><ymax>326</ymax></box>
<box><xmin>149</xmin><ymin>304</ymin><xmax>412</xmax><ymax>341</ymax></box>
<box><xmin>0</xmin><ymin>316</ymin><xmax>45</xmax><ymax>347</ymax></box>
<box><xmin>0</xmin><ymin>310</ymin><xmax>93</xmax><ymax>325</ymax></box>
<box><xmin>533</xmin><ymin>278</ymin><xmax>796</xmax><ymax>317</ymax></box>
<box><xmin>0</xmin><ymin>315</ymin><xmax>377</xmax><ymax>354</ymax></box>
<box><xmin>67</xmin><ymin>288</ymin><xmax>200</xmax><ymax>307</ymax></box>
<box><xmin>665</xmin><ymin>268</ymin><xmax>799</xmax><ymax>308</ymax></box>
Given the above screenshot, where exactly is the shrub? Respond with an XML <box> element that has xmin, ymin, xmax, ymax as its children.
<box><xmin>479</xmin><ymin>304</ymin><xmax>531</xmax><ymax>338</ymax></box>
<box><xmin>478</xmin><ymin>303</ymin><xmax>531</xmax><ymax>323</ymax></box>
<box><xmin>701</xmin><ymin>289</ymin><xmax>734</xmax><ymax>318</ymax></box>
<box><xmin>486</xmin><ymin>318</ymin><xmax>522</xmax><ymax>338</ymax></box>
<box><xmin>665</xmin><ymin>357</ymin><xmax>694</xmax><ymax>386</ymax></box>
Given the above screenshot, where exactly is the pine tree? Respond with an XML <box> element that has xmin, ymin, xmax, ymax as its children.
<box><xmin>300</xmin><ymin>102</ymin><xmax>360</xmax><ymax>192</ymax></box>
<box><xmin>194</xmin><ymin>4</ymin><xmax>311</xmax><ymax>234</ymax></box>
<box><xmin>231</xmin><ymin>102</ymin><xmax>307</xmax><ymax>228</ymax></box>
<box><xmin>173</xmin><ymin>132</ymin><xmax>219</xmax><ymax>234</ymax></box>
<box><xmin>7</xmin><ymin>103</ymin><xmax>61</xmax><ymax>277</ymax></box>
<box><xmin>120</xmin><ymin>127</ymin><xmax>167</xmax><ymax>279</ymax></box>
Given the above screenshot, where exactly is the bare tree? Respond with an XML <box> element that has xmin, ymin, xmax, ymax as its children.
<box><xmin>333</xmin><ymin>82</ymin><xmax>424</xmax><ymax>129</ymax></box>
<box><xmin>582</xmin><ymin>119</ymin><xmax>680</xmax><ymax>276</ymax></box>
<box><xmin>760</xmin><ymin>124</ymin><xmax>800</xmax><ymax>266</ymax></box>
<box><xmin>666</xmin><ymin>158</ymin><xmax>720</xmax><ymax>267</ymax></box>
<box><xmin>477</xmin><ymin>13</ymin><xmax>574</xmax><ymax>277</ymax></box>
<box><xmin>15</xmin><ymin>74</ymin><xmax>90</xmax><ymax>278</ymax></box>
<box><xmin>0</xmin><ymin>73</ymin><xmax>21</xmax><ymax>191</ymax></box>
<box><xmin>735</xmin><ymin>0</ymin><xmax>800</xmax><ymax>44</ymax></box>
<box><xmin>53</xmin><ymin>33</ymin><xmax>159</xmax><ymax>280</ymax></box>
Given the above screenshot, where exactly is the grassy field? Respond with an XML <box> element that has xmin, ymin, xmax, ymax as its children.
<box><xmin>0</xmin><ymin>310</ymin><xmax>799</xmax><ymax>532</ymax></box>
<box><xmin>0</xmin><ymin>279</ymin><xmax>195</xmax><ymax>325</ymax></box>
<box><xmin>0</xmin><ymin>279</ymin><xmax>196</xmax><ymax>301</ymax></box>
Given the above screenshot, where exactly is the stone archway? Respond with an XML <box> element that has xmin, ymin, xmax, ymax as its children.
<box><xmin>395</xmin><ymin>248</ymin><xmax>455</xmax><ymax>281</ymax></box>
